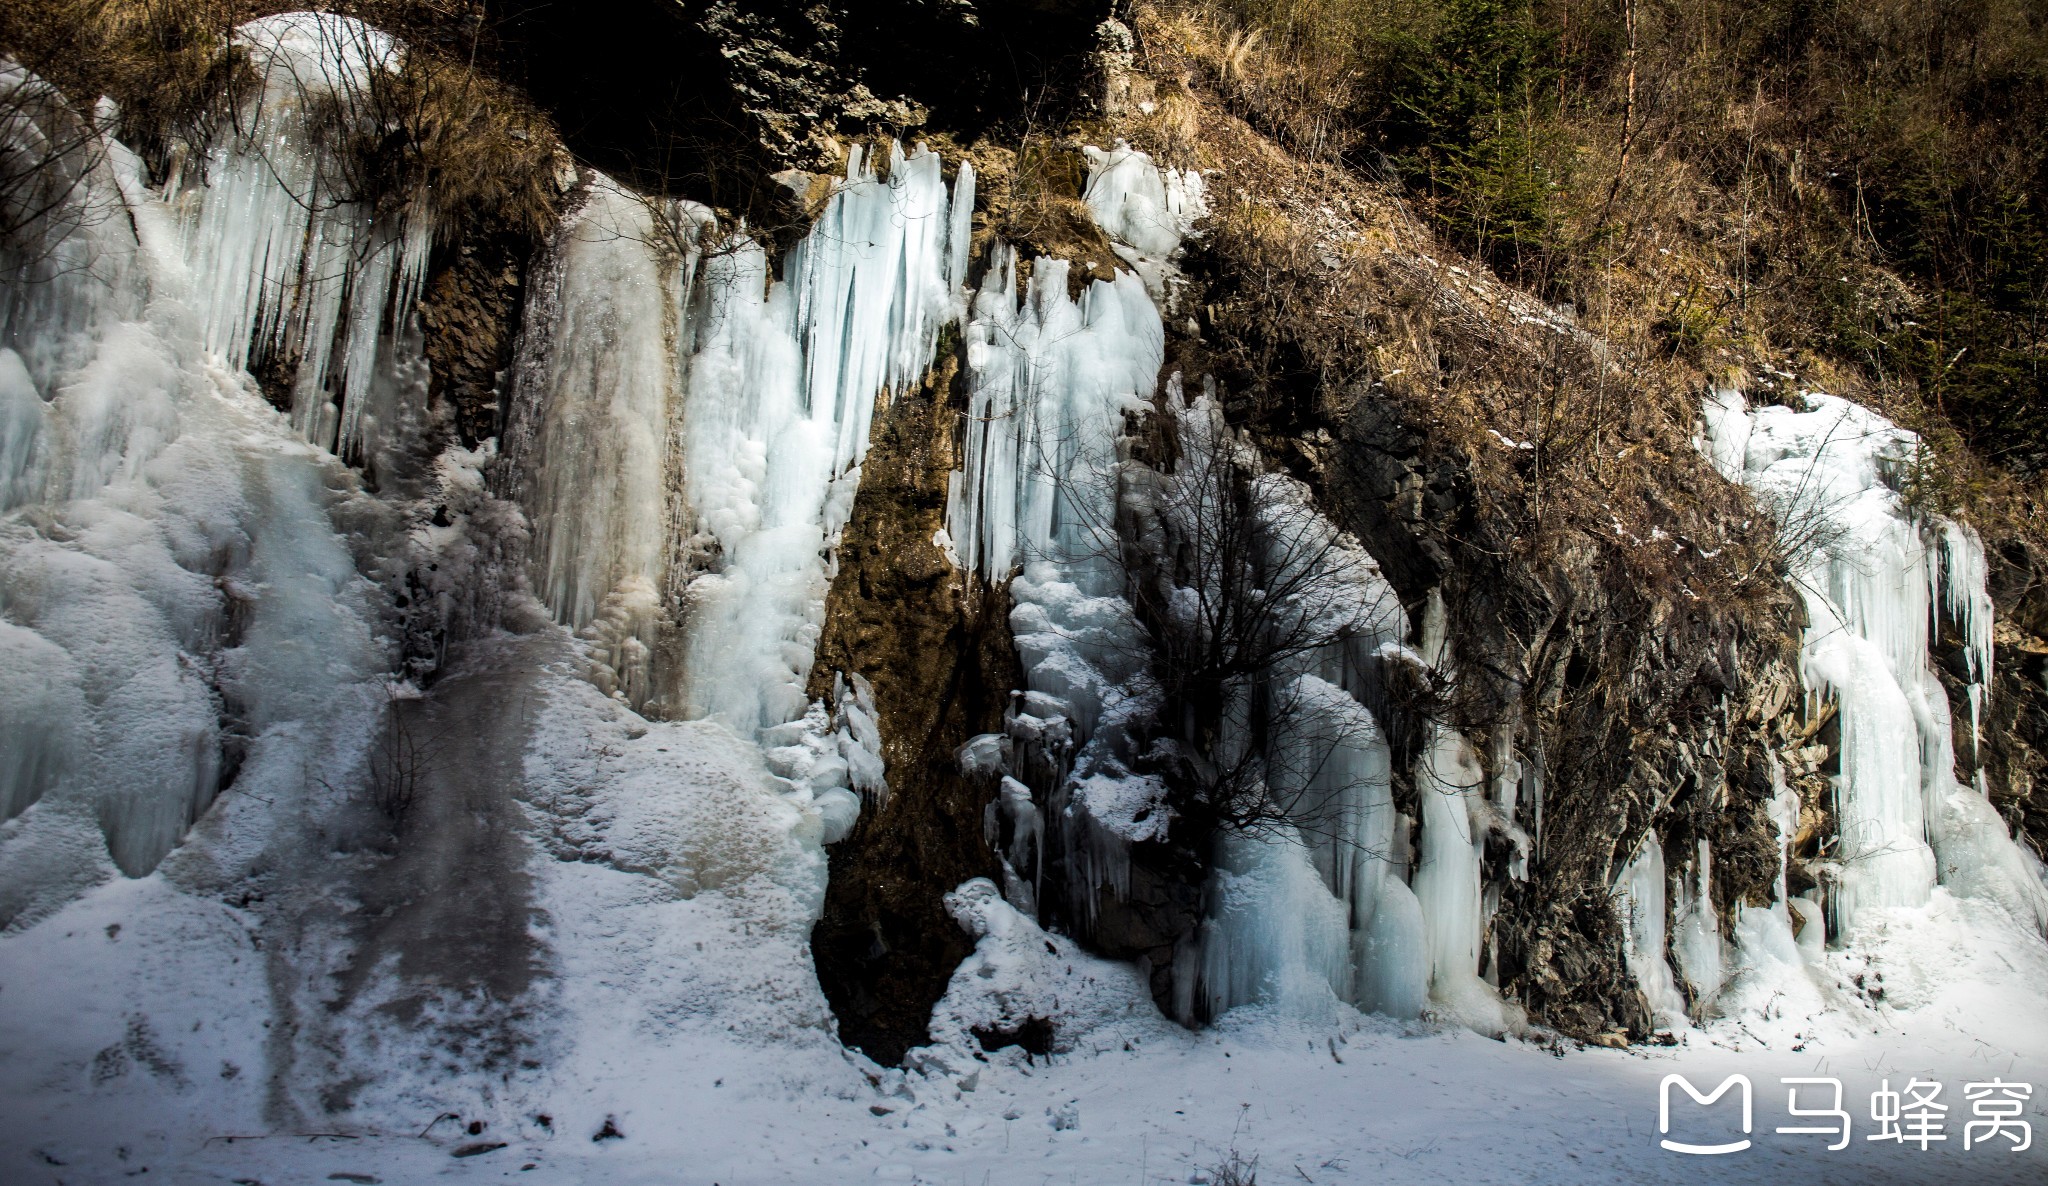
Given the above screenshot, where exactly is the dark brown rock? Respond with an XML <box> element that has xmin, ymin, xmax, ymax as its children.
<box><xmin>807</xmin><ymin>342</ymin><xmax>1023</xmax><ymax>1065</ymax></box>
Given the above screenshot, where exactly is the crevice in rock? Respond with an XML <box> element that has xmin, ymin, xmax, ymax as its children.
<box><xmin>808</xmin><ymin>341</ymin><xmax>1022</xmax><ymax>1066</ymax></box>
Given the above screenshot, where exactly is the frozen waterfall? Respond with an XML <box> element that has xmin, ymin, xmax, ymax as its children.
<box><xmin>946</xmin><ymin>144</ymin><xmax>1511</xmax><ymax>1030</ymax></box>
<box><xmin>0</xmin><ymin>41</ymin><xmax>392</xmax><ymax>914</ymax></box>
<box><xmin>504</xmin><ymin>142</ymin><xmax>974</xmax><ymax>838</ymax></box>
<box><xmin>1704</xmin><ymin>388</ymin><xmax>2048</xmax><ymax>939</ymax></box>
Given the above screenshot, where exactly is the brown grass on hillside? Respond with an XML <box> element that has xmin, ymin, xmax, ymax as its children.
<box><xmin>1138</xmin><ymin>0</ymin><xmax>2048</xmax><ymax>554</ymax></box>
<box><xmin>1121</xmin><ymin>2</ymin><xmax>1787</xmax><ymax>611</ymax></box>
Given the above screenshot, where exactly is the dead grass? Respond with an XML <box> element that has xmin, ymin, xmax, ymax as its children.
<box><xmin>1124</xmin><ymin>3</ymin><xmax>1785</xmax><ymax>616</ymax></box>
<box><xmin>0</xmin><ymin>0</ymin><xmax>562</xmax><ymax>238</ymax></box>
<box><xmin>0</xmin><ymin>0</ymin><xmax>248</xmax><ymax>166</ymax></box>
<box><xmin>1135</xmin><ymin>0</ymin><xmax>2048</xmax><ymax>558</ymax></box>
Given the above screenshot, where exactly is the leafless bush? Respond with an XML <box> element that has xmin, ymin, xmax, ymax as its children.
<box><xmin>367</xmin><ymin>687</ymin><xmax>432</xmax><ymax>831</ymax></box>
<box><xmin>1205</xmin><ymin>1150</ymin><xmax>1259</xmax><ymax>1186</ymax></box>
<box><xmin>1053</xmin><ymin>385</ymin><xmax>1407</xmax><ymax>845</ymax></box>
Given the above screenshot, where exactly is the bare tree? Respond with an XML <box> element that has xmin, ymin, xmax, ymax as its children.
<box><xmin>1056</xmin><ymin>379</ymin><xmax>1408</xmax><ymax>846</ymax></box>
<box><xmin>0</xmin><ymin>65</ymin><xmax>120</xmax><ymax>281</ymax></box>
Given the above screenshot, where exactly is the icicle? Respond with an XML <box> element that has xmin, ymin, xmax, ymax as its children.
<box><xmin>1614</xmin><ymin>835</ymin><xmax>1687</xmax><ymax>1028</ymax></box>
<box><xmin>947</xmin><ymin>238</ymin><xmax>1168</xmax><ymax>933</ymax></box>
<box><xmin>944</xmin><ymin>161</ymin><xmax>976</xmax><ymax>307</ymax></box>
<box><xmin>944</xmin><ymin>243</ymin><xmax>1163</xmax><ymax>580</ymax></box>
<box><xmin>674</xmin><ymin>145</ymin><xmax>964</xmax><ymax>734</ymax></box>
<box><xmin>1080</xmin><ymin>140</ymin><xmax>1207</xmax><ymax>306</ymax></box>
<box><xmin>1935</xmin><ymin>519</ymin><xmax>1995</xmax><ymax>774</ymax></box>
<box><xmin>176</xmin><ymin>14</ymin><xmax>433</xmax><ymax>460</ymax></box>
<box><xmin>785</xmin><ymin>143</ymin><xmax>961</xmax><ymax>474</ymax></box>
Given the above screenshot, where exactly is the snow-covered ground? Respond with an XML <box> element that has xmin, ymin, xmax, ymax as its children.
<box><xmin>2</xmin><ymin>637</ymin><xmax>2043</xmax><ymax>1186</ymax></box>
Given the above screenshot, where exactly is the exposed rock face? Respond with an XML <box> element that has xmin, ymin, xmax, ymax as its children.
<box><xmin>1482</xmin><ymin>563</ymin><xmax>1797</xmax><ymax>1038</ymax></box>
<box><xmin>1976</xmin><ymin>538</ymin><xmax>2048</xmax><ymax>858</ymax></box>
<box><xmin>1128</xmin><ymin>80</ymin><xmax>1812</xmax><ymax>1035</ymax></box>
<box><xmin>806</xmin><ymin>345</ymin><xmax>1022</xmax><ymax>1065</ymax></box>
<box><xmin>490</xmin><ymin>0</ymin><xmax>1107</xmax><ymax>207</ymax></box>
<box><xmin>418</xmin><ymin>226</ymin><xmax>528</xmax><ymax>447</ymax></box>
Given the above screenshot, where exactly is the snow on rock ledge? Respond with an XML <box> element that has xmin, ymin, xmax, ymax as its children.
<box><xmin>922</xmin><ymin>878</ymin><xmax>1164</xmax><ymax>1061</ymax></box>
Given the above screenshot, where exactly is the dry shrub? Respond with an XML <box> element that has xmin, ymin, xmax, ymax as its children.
<box><xmin>338</xmin><ymin>38</ymin><xmax>562</xmax><ymax>238</ymax></box>
<box><xmin>0</xmin><ymin>0</ymin><xmax>247</xmax><ymax>167</ymax></box>
<box><xmin>0</xmin><ymin>1</ymin><xmax>561</xmax><ymax>237</ymax></box>
<box><xmin>958</xmin><ymin>134</ymin><xmax>1121</xmax><ymax>290</ymax></box>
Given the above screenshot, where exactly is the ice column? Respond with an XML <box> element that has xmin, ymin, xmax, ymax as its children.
<box><xmin>945</xmin><ymin>244</ymin><xmax>1162</xmax><ymax>583</ymax></box>
<box><xmin>1411</xmin><ymin>722</ymin><xmax>1513</xmax><ymax>1027</ymax></box>
<box><xmin>1670</xmin><ymin>839</ymin><xmax>1726</xmax><ymax>1004</ymax></box>
<box><xmin>981</xmin><ymin>252</ymin><xmax>1171</xmax><ymax>914</ymax></box>
<box><xmin>1174</xmin><ymin>392</ymin><xmax>1422</xmax><ymax>1020</ymax></box>
<box><xmin>939</xmin><ymin>149</ymin><xmax>1186</xmax><ymax>966</ymax></box>
<box><xmin>1614</xmin><ymin>837</ymin><xmax>1688</xmax><ymax>1027</ymax></box>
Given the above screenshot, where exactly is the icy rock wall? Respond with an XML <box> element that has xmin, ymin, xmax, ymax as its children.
<box><xmin>0</xmin><ymin>51</ymin><xmax>390</xmax><ymax>911</ymax></box>
<box><xmin>507</xmin><ymin>143</ymin><xmax>972</xmax><ymax>750</ymax></box>
<box><xmin>941</xmin><ymin>147</ymin><xmax>1174</xmax><ymax>938</ymax></box>
<box><xmin>947</xmin><ymin>145</ymin><xmax>1506</xmax><ymax>1028</ymax></box>
<box><xmin>954</xmin><ymin>242</ymin><xmax>1168</xmax><ymax>918</ymax></box>
<box><xmin>1705</xmin><ymin>389</ymin><xmax>2048</xmax><ymax>938</ymax></box>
